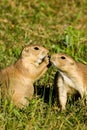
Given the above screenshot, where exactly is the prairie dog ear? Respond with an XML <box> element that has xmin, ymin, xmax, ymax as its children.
<box><xmin>23</xmin><ymin>47</ymin><xmax>30</xmax><ymax>53</ymax></box>
<box><xmin>21</xmin><ymin>47</ymin><xmax>30</xmax><ymax>57</ymax></box>
<box><xmin>70</xmin><ymin>61</ymin><xmax>74</xmax><ymax>65</ymax></box>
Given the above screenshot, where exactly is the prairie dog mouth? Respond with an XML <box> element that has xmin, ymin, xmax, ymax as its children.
<box><xmin>37</xmin><ymin>56</ymin><xmax>46</xmax><ymax>65</ymax></box>
<box><xmin>37</xmin><ymin>54</ymin><xmax>50</xmax><ymax>65</ymax></box>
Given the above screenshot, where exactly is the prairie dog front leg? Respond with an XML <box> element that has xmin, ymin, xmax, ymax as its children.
<box><xmin>57</xmin><ymin>75</ymin><xmax>68</xmax><ymax>110</ymax></box>
<box><xmin>35</xmin><ymin>56</ymin><xmax>49</xmax><ymax>80</ymax></box>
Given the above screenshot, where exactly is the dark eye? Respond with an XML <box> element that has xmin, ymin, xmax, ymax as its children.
<box><xmin>34</xmin><ymin>47</ymin><xmax>39</xmax><ymax>50</ymax></box>
<box><xmin>61</xmin><ymin>56</ymin><xmax>66</xmax><ymax>59</ymax></box>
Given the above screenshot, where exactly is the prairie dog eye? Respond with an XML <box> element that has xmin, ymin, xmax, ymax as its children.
<box><xmin>60</xmin><ymin>56</ymin><xmax>66</xmax><ymax>59</ymax></box>
<box><xmin>34</xmin><ymin>47</ymin><xmax>39</xmax><ymax>50</ymax></box>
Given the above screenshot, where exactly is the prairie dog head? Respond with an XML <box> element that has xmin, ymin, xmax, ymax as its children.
<box><xmin>51</xmin><ymin>53</ymin><xmax>76</xmax><ymax>73</ymax></box>
<box><xmin>21</xmin><ymin>45</ymin><xmax>49</xmax><ymax>66</ymax></box>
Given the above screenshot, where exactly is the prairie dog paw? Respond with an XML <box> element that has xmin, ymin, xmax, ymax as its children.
<box><xmin>44</xmin><ymin>56</ymin><xmax>49</xmax><ymax>65</ymax></box>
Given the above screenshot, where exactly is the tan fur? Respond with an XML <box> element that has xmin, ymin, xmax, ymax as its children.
<box><xmin>0</xmin><ymin>45</ymin><xmax>49</xmax><ymax>108</ymax></box>
<box><xmin>51</xmin><ymin>53</ymin><xmax>87</xmax><ymax>110</ymax></box>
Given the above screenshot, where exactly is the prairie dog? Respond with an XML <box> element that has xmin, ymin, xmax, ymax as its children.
<box><xmin>51</xmin><ymin>53</ymin><xmax>87</xmax><ymax>110</ymax></box>
<box><xmin>0</xmin><ymin>45</ymin><xmax>49</xmax><ymax>108</ymax></box>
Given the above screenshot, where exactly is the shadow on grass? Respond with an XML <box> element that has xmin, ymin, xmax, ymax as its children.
<box><xmin>34</xmin><ymin>71</ymin><xmax>81</xmax><ymax>108</ymax></box>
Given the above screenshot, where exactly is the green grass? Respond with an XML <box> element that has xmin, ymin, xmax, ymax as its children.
<box><xmin>0</xmin><ymin>0</ymin><xmax>87</xmax><ymax>129</ymax></box>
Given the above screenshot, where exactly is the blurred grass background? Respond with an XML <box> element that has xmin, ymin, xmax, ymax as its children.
<box><xmin>0</xmin><ymin>0</ymin><xmax>87</xmax><ymax>129</ymax></box>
